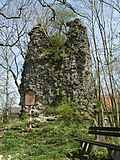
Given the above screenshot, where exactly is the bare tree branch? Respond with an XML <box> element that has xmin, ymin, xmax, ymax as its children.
<box><xmin>57</xmin><ymin>0</ymin><xmax>91</xmax><ymax>21</ymax></box>
<box><xmin>0</xmin><ymin>7</ymin><xmax>22</xmax><ymax>19</ymax></box>
<box><xmin>99</xmin><ymin>0</ymin><xmax>120</xmax><ymax>13</ymax></box>
<box><xmin>0</xmin><ymin>20</ymin><xmax>27</xmax><ymax>47</ymax></box>
<box><xmin>37</xmin><ymin>0</ymin><xmax>56</xmax><ymax>21</ymax></box>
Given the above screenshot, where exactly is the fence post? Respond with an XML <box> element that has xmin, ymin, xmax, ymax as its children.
<box><xmin>29</xmin><ymin>105</ymin><xmax>32</xmax><ymax>131</ymax></box>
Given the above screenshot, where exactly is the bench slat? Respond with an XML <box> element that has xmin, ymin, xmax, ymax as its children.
<box><xmin>88</xmin><ymin>131</ymin><xmax>120</xmax><ymax>137</ymax></box>
<box><xmin>89</xmin><ymin>127</ymin><xmax>120</xmax><ymax>131</ymax></box>
<box><xmin>75</xmin><ymin>138</ymin><xmax>120</xmax><ymax>151</ymax></box>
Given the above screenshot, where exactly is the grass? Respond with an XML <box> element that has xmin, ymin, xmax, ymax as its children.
<box><xmin>0</xmin><ymin>119</ymin><xmax>90</xmax><ymax>160</ymax></box>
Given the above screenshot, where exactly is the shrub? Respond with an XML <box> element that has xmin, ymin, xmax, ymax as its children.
<box><xmin>55</xmin><ymin>98</ymin><xmax>80</xmax><ymax>120</ymax></box>
<box><xmin>47</xmin><ymin>34</ymin><xmax>68</xmax><ymax>63</ymax></box>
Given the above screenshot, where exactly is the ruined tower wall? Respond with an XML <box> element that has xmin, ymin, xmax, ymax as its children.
<box><xmin>20</xmin><ymin>19</ymin><xmax>94</xmax><ymax>107</ymax></box>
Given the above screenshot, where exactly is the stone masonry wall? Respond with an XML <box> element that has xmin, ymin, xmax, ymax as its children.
<box><xmin>20</xmin><ymin>19</ymin><xmax>94</xmax><ymax>108</ymax></box>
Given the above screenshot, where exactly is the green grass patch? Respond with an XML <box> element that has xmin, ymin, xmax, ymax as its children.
<box><xmin>1</xmin><ymin>119</ymin><xmax>88</xmax><ymax>159</ymax></box>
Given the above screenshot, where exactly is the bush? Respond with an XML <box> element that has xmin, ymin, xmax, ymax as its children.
<box><xmin>47</xmin><ymin>34</ymin><xmax>68</xmax><ymax>63</ymax></box>
<box><xmin>55</xmin><ymin>98</ymin><xmax>80</xmax><ymax>121</ymax></box>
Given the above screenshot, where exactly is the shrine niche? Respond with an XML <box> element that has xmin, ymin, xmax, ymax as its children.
<box><xmin>25</xmin><ymin>89</ymin><xmax>36</xmax><ymax>106</ymax></box>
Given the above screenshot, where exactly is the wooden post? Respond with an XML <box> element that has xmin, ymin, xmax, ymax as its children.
<box><xmin>29</xmin><ymin>105</ymin><xmax>32</xmax><ymax>131</ymax></box>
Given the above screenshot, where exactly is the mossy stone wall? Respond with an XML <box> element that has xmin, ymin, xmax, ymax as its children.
<box><xmin>20</xmin><ymin>19</ymin><xmax>94</xmax><ymax>108</ymax></box>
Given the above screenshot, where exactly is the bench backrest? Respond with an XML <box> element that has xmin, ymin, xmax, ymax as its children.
<box><xmin>89</xmin><ymin>127</ymin><xmax>120</xmax><ymax>137</ymax></box>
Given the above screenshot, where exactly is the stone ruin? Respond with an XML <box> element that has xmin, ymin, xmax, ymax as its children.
<box><xmin>20</xmin><ymin>19</ymin><xmax>94</xmax><ymax>109</ymax></box>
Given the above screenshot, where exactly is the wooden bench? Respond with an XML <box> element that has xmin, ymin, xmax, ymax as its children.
<box><xmin>75</xmin><ymin>127</ymin><xmax>120</xmax><ymax>160</ymax></box>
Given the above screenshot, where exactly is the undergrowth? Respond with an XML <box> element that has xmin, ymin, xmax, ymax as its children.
<box><xmin>0</xmin><ymin>99</ymin><xmax>109</xmax><ymax>160</ymax></box>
